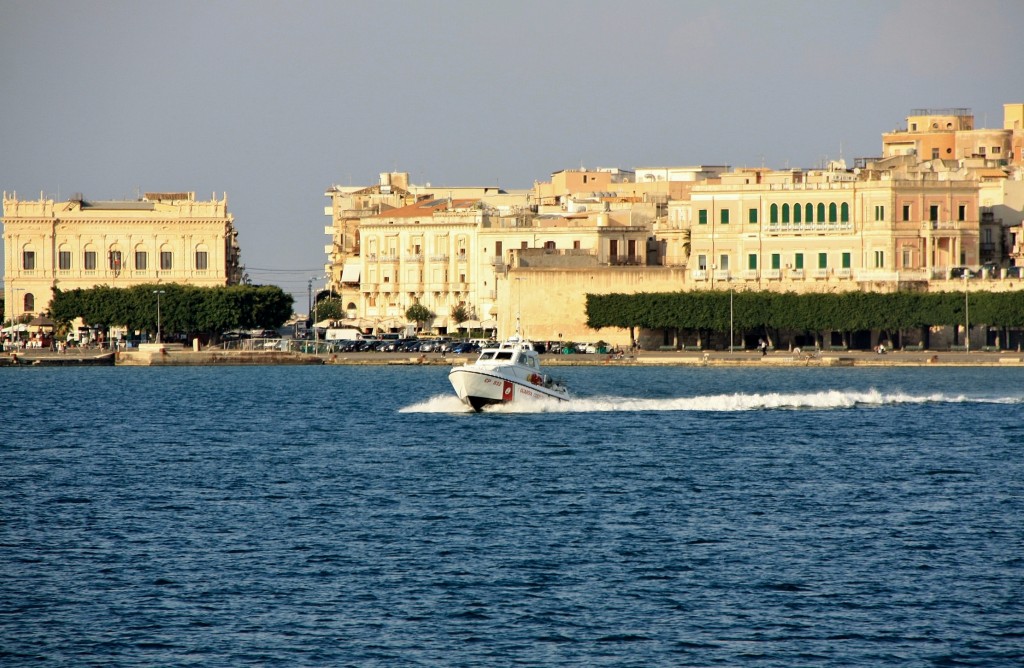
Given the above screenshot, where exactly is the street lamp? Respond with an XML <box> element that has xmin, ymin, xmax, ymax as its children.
<box><xmin>152</xmin><ymin>290</ymin><xmax>165</xmax><ymax>343</ymax></box>
<box><xmin>964</xmin><ymin>274</ymin><xmax>970</xmax><ymax>354</ymax></box>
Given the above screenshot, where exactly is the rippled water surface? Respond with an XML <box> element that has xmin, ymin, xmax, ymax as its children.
<box><xmin>2</xmin><ymin>366</ymin><xmax>1023</xmax><ymax>666</ymax></box>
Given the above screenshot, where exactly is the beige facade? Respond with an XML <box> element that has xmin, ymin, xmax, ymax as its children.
<box><xmin>321</xmin><ymin>104</ymin><xmax>1024</xmax><ymax>345</ymax></box>
<box><xmin>3</xmin><ymin>192</ymin><xmax>241</xmax><ymax>323</ymax></box>
<box><xmin>337</xmin><ymin>195</ymin><xmax>650</xmax><ymax>336</ymax></box>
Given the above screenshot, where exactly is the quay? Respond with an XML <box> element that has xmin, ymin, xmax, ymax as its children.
<box><xmin>3</xmin><ymin>346</ymin><xmax>1023</xmax><ymax>368</ymax></box>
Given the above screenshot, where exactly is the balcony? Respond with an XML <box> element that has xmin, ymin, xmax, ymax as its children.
<box><xmin>813</xmin><ymin>269</ymin><xmax>829</xmax><ymax>279</ymax></box>
<box><xmin>692</xmin><ymin>269</ymin><xmax>708</xmax><ymax>280</ymax></box>
<box><xmin>764</xmin><ymin>269</ymin><xmax>781</xmax><ymax>279</ymax></box>
<box><xmin>429</xmin><ymin>254</ymin><xmax>449</xmax><ymax>262</ymax></box>
<box><xmin>790</xmin><ymin>269</ymin><xmax>805</xmax><ymax>279</ymax></box>
<box><xmin>713</xmin><ymin>270</ymin><xmax>731</xmax><ymax>281</ymax></box>
<box><xmin>836</xmin><ymin>268</ymin><xmax>852</xmax><ymax>278</ymax></box>
<box><xmin>743</xmin><ymin>270</ymin><xmax>759</xmax><ymax>280</ymax></box>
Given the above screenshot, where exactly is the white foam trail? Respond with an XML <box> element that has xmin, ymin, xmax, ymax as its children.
<box><xmin>401</xmin><ymin>389</ymin><xmax>1021</xmax><ymax>414</ymax></box>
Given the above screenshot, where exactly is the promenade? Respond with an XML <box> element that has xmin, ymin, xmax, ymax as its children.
<box><xmin>3</xmin><ymin>347</ymin><xmax>1023</xmax><ymax>367</ymax></box>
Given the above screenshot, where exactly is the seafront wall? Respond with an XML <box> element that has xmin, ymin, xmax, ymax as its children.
<box><xmin>3</xmin><ymin>348</ymin><xmax>1023</xmax><ymax>368</ymax></box>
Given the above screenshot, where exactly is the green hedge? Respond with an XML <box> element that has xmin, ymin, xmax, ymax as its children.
<box><xmin>586</xmin><ymin>290</ymin><xmax>1024</xmax><ymax>331</ymax></box>
<box><xmin>49</xmin><ymin>283</ymin><xmax>293</xmax><ymax>337</ymax></box>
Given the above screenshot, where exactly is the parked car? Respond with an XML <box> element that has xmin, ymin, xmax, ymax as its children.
<box><xmin>949</xmin><ymin>266</ymin><xmax>978</xmax><ymax>279</ymax></box>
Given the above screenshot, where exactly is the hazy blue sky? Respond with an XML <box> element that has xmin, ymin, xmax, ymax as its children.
<box><xmin>2</xmin><ymin>0</ymin><xmax>1022</xmax><ymax>308</ymax></box>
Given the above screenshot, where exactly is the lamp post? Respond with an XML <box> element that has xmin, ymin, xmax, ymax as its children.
<box><xmin>152</xmin><ymin>290</ymin><xmax>165</xmax><ymax>342</ymax></box>
<box><xmin>964</xmin><ymin>274</ymin><xmax>970</xmax><ymax>354</ymax></box>
<box><xmin>729</xmin><ymin>283</ymin><xmax>734</xmax><ymax>352</ymax></box>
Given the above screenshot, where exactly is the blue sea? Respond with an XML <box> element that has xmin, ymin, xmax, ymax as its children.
<box><xmin>2</xmin><ymin>365</ymin><xmax>1023</xmax><ymax>666</ymax></box>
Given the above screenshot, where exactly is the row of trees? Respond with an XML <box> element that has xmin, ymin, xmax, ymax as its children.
<box><xmin>49</xmin><ymin>284</ymin><xmax>293</xmax><ymax>338</ymax></box>
<box><xmin>586</xmin><ymin>290</ymin><xmax>1024</xmax><ymax>347</ymax></box>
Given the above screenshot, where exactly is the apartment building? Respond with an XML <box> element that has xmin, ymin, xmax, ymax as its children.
<box><xmin>2</xmin><ymin>191</ymin><xmax>241</xmax><ymax>323</ymax></box>
<box><xmin>679</xmin><ymin>161</ymin><xmax>981</xmax><ymax>291</ymax></box>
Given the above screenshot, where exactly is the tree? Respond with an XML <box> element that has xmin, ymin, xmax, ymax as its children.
<box><xmin>406</xmin><ymin>303</ymin><xmax>433</xmax><ymax>330</ymax></box>
<box><xmin>450</xmin><ymin>303</ymin><xmax>471</xmax><ymax>329</ymax></box>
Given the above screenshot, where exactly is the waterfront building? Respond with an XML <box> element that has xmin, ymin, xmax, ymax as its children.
<box><xmin>2</xmin><ymin>192</ymin><xmax>241</xmax><ymax>323</ymax></box>
<box><xmin>322</xmin><ymin>104</ymin><xmax>1024</xmax><ymax>347</ymax></box>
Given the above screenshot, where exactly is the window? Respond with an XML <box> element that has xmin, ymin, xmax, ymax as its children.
<box><xmin>929</xmin><ymin>205</ymin><xmax>939</xmax><ymax>222</ymax></box>
<box><xmin>59</xmin><ymin>250</ymin><xmax>71</xmax><ymax>270</ymax></box>
<box><xmin>932</xmin><ymin>148</ymin><xmax>939</xmax><ymax>159</ymax></box>
<box><xmin>697</xmin><ymin>254</ymin><xmax>707</xmax><ymax>270</ymax></box>
<box><xmin>817</xmin><ymin>203</ymin><xmax>826</xmax><ymax>222</ymax></box>
<box><xmin>748</xmin><ymin>208</ymin><xmax>757</xmax><ymax>224</ymax></box>
<box><xmin>902</xmin><ymin>204</ymin><xmax>911</xmax><ymax>221</ymax></box>
<box><xmin>782</xmin><ymin>204</ymin><xmax>790</xmax><ymax>224</ymax></box>
<box><xmin>805</xmin><ymin>203</ymin><xmax>813</xmax><ymax>223</ymax></box>
<box><xmin>829</xmin><ymin>203</ymin><xmax>838</xmax><ymax>223</ymax></box>
<box><xmin>195</xmin><ymin>251</ymin><xmax>209</xmax><ymax>270</ymax></box>
<box><xmin>770</xmin><ymin>204</ymin><xmax>778</xmax><ymax>224</ymax></box>
<box><xmin>84</xmin><ymin>251</ymin><xmax>97</xmax><ymax>270</ymax></box>
<box><xmin>992</xmin><ymin>146</ymin><xmax>1000</xmax><ymax>154</ymax></box>
<box><xmin>22</xmin><ymin>250</ymin><xmax>35</xmax><ymax>270</ymax></box>
<box><xmin>794</xmin><ymin>253</ymin><xmax>804</xmax><ymax>270</ymax></box>
<box><xmin>841</xmin><ymin>202</ymin><xmax>850</xmax><ymax>223</ymax></box>
<box><xmin>573</xmin><ymin>240</ymin><xmax>580</xmax><ymax>249</ymax></box>
<box><xmin>495</xmin><ymin>241</ymin><xmax>503</xmax><ymax>256</ymax></box>
<box><xmin>24</xmin><ymin>293</ymin><xmax>34</xmax><ymax>311</ymax></box>
<box><xmin>874</xmin><ymin>205</ymin><xmax>885</xmax><ymax>221</ymax></box>
<box><xmin>794</xmin><ymin>203</ymin><xmax>802</xmax><ymax>223</ymax></box>
<box><xmin>109</xmin><ymin>250</ymin><xmax>122</xmax><ymax>270</ymax></box>
<box><xmin>874</xmin><ymin>250</ymin><xmax>885</xmax><ymax>268</ymax></box>
<box><xmin>818</xmin><ymin>252</ymin><xmax>828</xmax><ymax>269</ymax></box>
<box><xmin>720</xmin><ymin>209</ymin><xmax>729</xmax><ymax>224</ymax></box>
<box><xmin>842</xmin><ymin>252</ymin><xmax>851</xmax><ymax>269</ymax></box>
<box><xmin>160</xmin><ymin>251</ymin><xmax>173</xmax><ymax>270</ymax></box>
<box><xmin>135</xmin><ymin>251</ymin><xmax>148</xmax><ymax>270</ymax></box>
<box><xmin>958</xmin><ymin>205</ymin><xmax>966</xmax><ymax>221</ymax></box>
<box><xmin>902</xmin><ymin>249</ymin><xmax>912</xmax><ymax>267</ymax></box>
<box><xmin>543</xmin><ymin>241</ymin><xmax>555</xmax><ymax>250</ymax></box>
<box><xmin>771</xmin><ymin>253</ymin><xmax>781</xmax><ymax>270</ymax></box>
<box><xmin>719</xmin><ymin>254</ymin><xmax>729</xmax><ymax>271</ymax></box>
<box><xmin>698</xmin><ymin>209</ymin><xmax>708</xmax><ymax>225</ymax></box>
<box><xmin>748</xmin><ymin>253</ymin><xmax>757</xmax><ymax>270</ymax></box>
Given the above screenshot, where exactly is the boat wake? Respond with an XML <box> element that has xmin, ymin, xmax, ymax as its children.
<box><xmin>400</xmin><ymin>389</ymin><xmax>1022</xmax><ymax>414</ymax></box>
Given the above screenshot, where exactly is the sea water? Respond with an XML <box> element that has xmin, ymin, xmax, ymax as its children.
<box><xmin>2</xmin><ymin>365</ymin><xmax>1023</xmax><ymax>666</ymax></box>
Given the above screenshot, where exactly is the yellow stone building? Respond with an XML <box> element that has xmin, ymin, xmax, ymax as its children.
<box><xmin>322</xmin><ymin>105</ymin><xmax>1024</xmax><ymax>347</ymax></box>
<box><xmin>3</xmin><ymin>191</ymin><xmax>242</xmax><ymax>323</ymax></box>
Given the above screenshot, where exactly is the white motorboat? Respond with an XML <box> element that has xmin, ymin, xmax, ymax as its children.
<box><xmin>449</xmin><ymin>335</ymin><xmax>569</xmax><ymax>411</ymax></box>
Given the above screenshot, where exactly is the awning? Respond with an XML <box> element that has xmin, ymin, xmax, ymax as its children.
<box><xmin>340</xmin><ymin>264</ymin><xmax>361</xmax><ymax>283</ymax></box>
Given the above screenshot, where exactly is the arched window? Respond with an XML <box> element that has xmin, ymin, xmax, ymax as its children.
<box><xmin>805</xmin><ymin>203</ymin><xmax>813</xmax><ymax>223</ymax></box>
<box><xmin>782</xmin><ymin>204</ymin><xmax>790</xmax><ymax>224</ymax></box>
<box><xmin>840</xmin><ymin>202</ymin><xmax>850</xmax><ymax>222</ymax></box>
<box><xmin>195</xmin><ymin>244</ymin><xmax>209</xmax><ymax>271</ymax></box>
<box><xmin>794</xmin><ymin>203</ymin><xmax>802</xmax><ymax>223</ymax></box>
<box><xmin>24</xmin><ymin>293</ymin><xmax>35</xmax><ymax>311</ymax></box>
<box><xmin>770</xmin><ymin>204</ymin><xmax>778</xmax><ymax>224</ymax></box>
<box><xmin>829</xmin><ymin>203</ymin><xmax>838</xmax><ymax>222</ymax></box>
<box><xmin>817</xmin><ymin>203</ymin><xmax>826</xmax><ymax>222</ymax></box>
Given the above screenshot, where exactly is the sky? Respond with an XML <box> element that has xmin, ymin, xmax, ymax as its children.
<box><xmin>2</xmin><ymin>0</ymin><xmax>1023</xmax><ymax>310</ymax></box>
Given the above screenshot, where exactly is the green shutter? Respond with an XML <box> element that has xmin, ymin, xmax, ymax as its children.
<box><xmin>795</xmin><ymin>253</ymin><xmax>804</xmax><ymax>269</ymax></box>
<box><xmin>829</xmin><ymin>203</ymin><xmax>837</xmax><ymax>222</ymax></box>
<box><xmin>721</xmin><ymin>209</ymin><xmax>729</xmax><ymax>224</ymax></box>
<box><xmin>749</xmin><ymin>208</ymin><xmax>757</xmax><ymax>224</ymax></box>
<box><xmin>842</xmin><ymin>252</ymin><xmax>851</xmax><ymax>268</ymax></box>
<box><xmin>818</xmin><ymin>252</ymin><xmax>827</xmax><ymax>269</ymax></box>
<box><xmin>782</xmin><ymin>204</ymin><xmax>790</xmax><ymax>223</ymax></box>
<box><xmin>794</xmin><ymin>203</ymin><xmax>802</xmax><ymax>223</ymax></box>
<box><xmin>699</xmin><ymin>209</ymin><xmax>708</xmax><ymax>225</ymax></box>
<box><xmin>817</xmin><ymin>203</ymin><xmax>825</xmax><ymax>222</ymax></box>
<box><xmin>771</xmin><ymin>253</ymin><xmax>780</xmax><ymax>270</ymax></box>
<box><xmin>841</xmin><ymin>202</ymin><xmax>849</xmax><ymax>222</ymax></box>
<box><xmin>748</xmin><ymin>253</ymin><xmax>757</xmax><ymax>270</ymax></box>
<box><xmin>770</xmin><ymin>204</ymin><xmax>778</xmax><ymax>224</ymax></box>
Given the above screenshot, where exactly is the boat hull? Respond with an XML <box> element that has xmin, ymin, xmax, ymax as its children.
<box><xmin>449</xmin><ymin>366</ymin><xmax>568</xmax><ymax>411</ymax></box>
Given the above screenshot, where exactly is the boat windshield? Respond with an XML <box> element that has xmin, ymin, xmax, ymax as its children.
<box><xmin>495</xmin><ymin>351</ymin><xmax>514</xmax><ymax>360</ymax></box>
